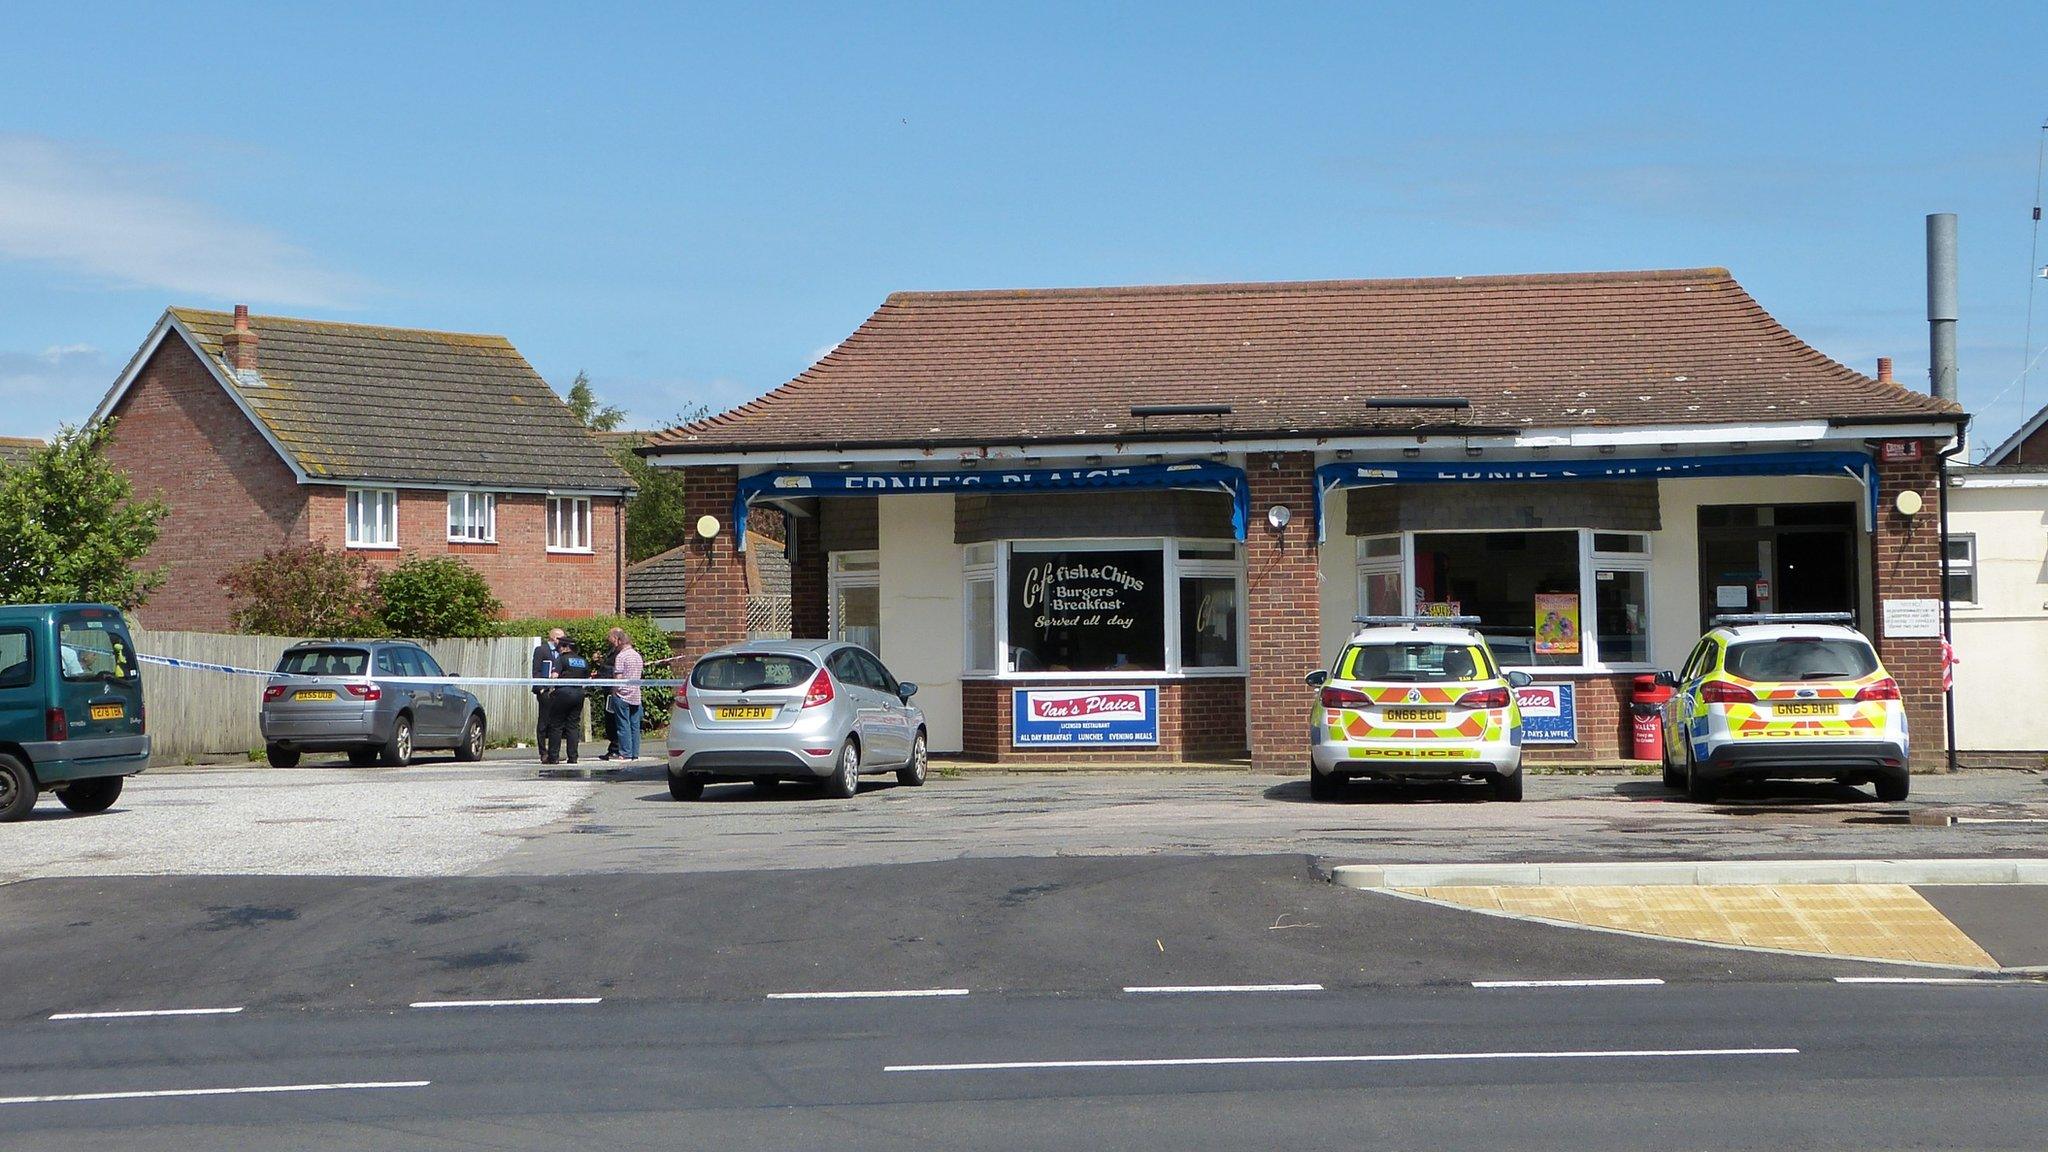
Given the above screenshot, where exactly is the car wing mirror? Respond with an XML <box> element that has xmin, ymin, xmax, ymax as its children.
<box><xmin>897</xmin><ymin>681</ymin><xmax>919</xmax><ymax>701</ymax></box>
<box><xmin>1304</xmin><ymin>669</ymin><xmax>1328</xmax><ymax>688</ymax></box>
<box><xmin>1653</xmin><ymin>670</ymin><xmax>1679</xmax><ymax>688</ymax></box>
<box><xmin>1505</xmin><ymin>670</ymin><xmax>1533</xmax><ymax>689</ymax></box>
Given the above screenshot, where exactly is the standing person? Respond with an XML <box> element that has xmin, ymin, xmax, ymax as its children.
<box><xmin>543</xmin><ymin>636</ymin><xmax>593</xmax><ymax>765</ymax></box>
<box><xmin>606</xmin><ymin>627</ymin><xmax>645</xmax><ymax>763</ymax></box>
<box><xmin>530</xmin><ymin>628</ymin><xmax>563</xmax><ymax>753</ymax></box>
<box><xmin>594</xmin><ymin>641</ymin><xmax>621</xmax><ymax>761</ymax></box>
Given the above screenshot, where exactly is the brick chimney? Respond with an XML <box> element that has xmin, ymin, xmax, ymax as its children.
<box><xmin>221</xmin><ymin>304</ymin><xmax>258</xmax><ymax>372</ymax></box>
<box><xmin>1875</xmin><ymin>356</ymin><xmax>1894</xmax><ymax>385</ymax></box>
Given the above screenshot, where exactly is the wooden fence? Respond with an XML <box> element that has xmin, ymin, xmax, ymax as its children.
<box><xmin>135</xmin><ymin>629</ymin><xmax>542</xmax><ymax>762</ymax></box>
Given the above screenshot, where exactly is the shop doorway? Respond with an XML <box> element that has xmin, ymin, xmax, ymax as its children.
<box><xmin>1696</xmin><ymin>503</ymin><xmax>1857</xmax><ymax>628</ymax></box>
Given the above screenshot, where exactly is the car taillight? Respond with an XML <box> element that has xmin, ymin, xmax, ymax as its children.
<box><xmin>344</xmin><ymin>683</ymin><xmax>382</xmax><ymax>701</ymax></box>
<box><xmin>1701</xmin><ymin>680</ymin><xmax>1757</xmax><ymax>705</ymax></box>
<box><xmin>803</xmin><ymin>670</ymin><xmax>836</xmax><ymax>709</ymax></box>
<box><xmin>1856</xmin><ymin>677</ymin><xmax>1902</xmax><ymax>701</ymax></box>
<box><xmin>263</xmin><ymin>685</ymin><xmax>287</xmax><ymax>702</ymax></box>
<box><xmin>1320</xmin><ymin>685</ymin><xmax>1370</xmax><ymax>709</ymax></box>
<box><xmin>1455</xmin><ymin>686</ymin><xmax>1510</xmax><ymax>709</ymax></box>
<box><xmin>676</xmin><ymin>683</ymin><xmax>688</xmax><ymax>709</ymax></box>
<box><xmin>46</xmin><ymin>707</ymin><xmax>68</xmax><ymax>741</ymax></box>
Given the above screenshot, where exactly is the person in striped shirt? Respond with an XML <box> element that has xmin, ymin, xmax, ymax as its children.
<box><xmin>602</xmin><ymin>628</ymin><xmax>646</xmax><ymax>763</ymax></box>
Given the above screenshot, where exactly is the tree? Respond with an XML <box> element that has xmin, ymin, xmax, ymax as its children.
<box><xmin>219</xmin><ymin>541</ymin><xmax>383</xmax><ymax>636</ymax></box>
<box><xmin>376</xmin><ymin>555</ymin><xmax>503</xmax><ymax>639</ymax></box>
<box><xmin>0</xmin><ymin>422</ymin><xmax>167</xmax><ymax>608</ymax></box>
<box><xmin>563</xmin><ymin>371</ymin><xmax>626</xmax><ymax>432</ymax></box>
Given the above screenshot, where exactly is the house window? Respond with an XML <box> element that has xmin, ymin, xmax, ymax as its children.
<box><xmin>446</xmin><ymin>492</ymin><xmax>496</xmax><ymax>543</ymax></box>
<box><xmin>1946</xmin><ymin>534</ymin><xmax>1977</xmax><ymax>605</ymax></box>
<box><xmin>345</xmin><ymin>489</ymin><xmax>398</xmax><ymax>548</ymax></box>
<box><xmin>547</xmin><ymin>497</ymin><xmax>592</xmax><ymax>552</ymax></box>
<box><xmin>830</xmin><ymin>551</ymin><xmax>881</xmax><ymax>656</ymax></box>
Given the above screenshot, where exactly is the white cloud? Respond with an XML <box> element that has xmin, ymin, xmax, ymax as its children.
<box><xmin>0</xmin><ymin>342</ymin><xmax>116</xmax><ymax>436</ymax></box>
<box><xmin>0</xmin><ymin>135</ymin><xmax>361</xmax><ymax>307</ymax></box>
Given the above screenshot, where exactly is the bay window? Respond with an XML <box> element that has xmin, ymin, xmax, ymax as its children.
<box><xmin>964</xmin><ymin>539</ymin><xmax>1244</xmax><ymax>677</ymax></box>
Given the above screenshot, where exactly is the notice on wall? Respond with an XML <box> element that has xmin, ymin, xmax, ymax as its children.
<box><xmin>1714</xmin><ymin>584</ymin><xmax>1749</xmax><ymax>609</ymax></box>
<box><xmin>1516</xmin><ymin>683</ymin><xmax>1577</xmax><ymax>745</ymax></box>
<box><xmin>1881</xmin><ymin>598</ymin><xmax>1942</xmax><ymax>639</ymax></box>
<box><xmin>1012</xmin><ymin>687</ymin><xmax>1160</xmax><ymax>746</ymax></box>
<box><xmin>1533</xmin><ymin>593</ymin><xmax>1581</xmax><ymax>656</ymax></box>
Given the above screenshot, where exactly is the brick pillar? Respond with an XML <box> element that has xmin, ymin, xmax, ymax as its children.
<box><xmin>681</xmin><ymin>466</ymin><xmax>749</xmax><ymax>670</ymax></box>
<box><xmin>1870</xmin><ymin>444</ymin><xmax>1947</xmax><ymax>769</ymax></box>
<box><xmin>1245</xmin><ymin>452</ymin><xmax>1321</xmax><ymax>771</ymax></box>
<box><xmin>788</xmin><ymin>501</ymin><xmax>827</xmax><ymax>638</ymax></box>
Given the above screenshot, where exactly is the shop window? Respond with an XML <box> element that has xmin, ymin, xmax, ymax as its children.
<box><xmin>1355</xmin><ymin>534</ymin><xmax>1406</xmax><ymax>618</ymax></box>
<box><xmin>1594</xmin><ymin>568</ymin><xmax>1650</xmax><ymax>665</ymax></box>
<box><xmin>1179</xmin><ymin>574</ymin><xmax>1240</xmax><ymax>668</ymax></box>
<box><xmin>964</xmin><ymin>546</ymin><xmax>998</xmax><ymax>674</ymax></box>
<box><xmin>1945</xmin><ymin>535</ymin><xmax>1976</xmax><ymax>605</ymax></box>
<box><xmin>1593</xmin><ymin>532</ymin><xmax>1649</xmax><ymax>555</ymax></box>
<box><xmin>1007</xmin><ymin>546</ymin><xmax>1165</xmax><ymax>672</ymax></box>
<box><xmin>830</xmin><ymin>551</ymin><xmax>881</xmax><ymax>656</ymax></box>
<box><xmin>1413</xmin><ymin>531</ymin><xmax>1581</xmax><ymax>667</ymax></box>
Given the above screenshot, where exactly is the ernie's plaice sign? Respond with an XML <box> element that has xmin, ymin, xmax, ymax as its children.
<box><xmin>1012</xmin><ymin>687</ymin><xmax>1160</xmax><ymax>746</ymax></box>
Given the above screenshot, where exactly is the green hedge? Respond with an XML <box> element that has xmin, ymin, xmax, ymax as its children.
<box><xmin>499</xmin><ymin>614</ymin><xmax>676</xmax><ymax>732</ymax></box>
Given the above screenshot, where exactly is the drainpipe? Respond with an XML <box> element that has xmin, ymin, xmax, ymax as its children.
<box><xmin>1937</xmin><ymin>439</ymin><xmax>1962</xmax><ymax>773</ymax></box>
<box><xmin>614</xmin><ymin>495</ymin><xmax>626</xmax><ymax>615</ymax></box>
<box><xmin>1928</xmin><ymin>212</ymin><xmax>1961</xmax><ymax>772</ymax></box>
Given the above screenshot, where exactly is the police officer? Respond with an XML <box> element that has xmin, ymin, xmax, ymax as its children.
<box><xmin>542</xmin><ymin>636</ymin><xmax>594</xmax><ymax>765</ymax></box>
<box><xmin>530</xmin><ymin>627</ymin><xmax>563</xmax><ymax>751</ymax></box>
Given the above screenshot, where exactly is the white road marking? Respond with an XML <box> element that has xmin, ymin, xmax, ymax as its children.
<box><xmin>1123</xmin><ymin>984</ymin><xmax>1325</xmax><ymax>994</ymax></box>
<box><xmin>0</xmin><ymin>1081</ymin><xmax>430</xmax><ymax>1106</ymax></box>
<box><xmin>408</xmin><ymin>997</ymin><xmax>603</xmax><ymax>1009</ymax></box>
<box><xmin>1471</xmin><ymin>979</ymin><xmax>1667</xmax><ymax>989</ymax></box>
<box><xmin>885</xmin><ymin>1047</ymin><xmax>1798</xmax><ymax>1073</ymax></box>
<box><xmin>767</xmin><ymin>988</ymin><xmax>971</xmax><ymax>1000</ymax></box>
<box><xmin>1832</xmin><ymin>976</ymin><xmax>2017</xmax><ymax>985</ymax></box>
<box><xmin>48</xmin><ymin>1007</ymin><xmax>245</xmax><ymax>1021</ymax></box>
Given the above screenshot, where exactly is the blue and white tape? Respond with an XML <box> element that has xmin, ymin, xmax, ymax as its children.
<box><xmin>138</xmin><ymin>653</ymin><xmax>691</xmax><ymax>690</ymax></box>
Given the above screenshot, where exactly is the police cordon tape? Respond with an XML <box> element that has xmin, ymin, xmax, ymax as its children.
<box><xmin>138</xmin><ymin>653</ymin><xmax>694</xmax><ymax>690</ymax></box>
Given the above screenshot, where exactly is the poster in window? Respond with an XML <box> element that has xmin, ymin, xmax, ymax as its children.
<box><xmin>1533</xmin><ymin>593</ymin><xmax>1580</xmax><ymax>656</ymax></box>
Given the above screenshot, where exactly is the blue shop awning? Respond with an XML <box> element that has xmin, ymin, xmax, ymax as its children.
<box><xmin>1314</xmin><ymin>450</ymin><xmax>1879</xmax><ymax>540</ymax></box>
<box><xmin>734</xmin><ymin>459</ymin><xmax>1251</xmax><ymax>549</ymax></box>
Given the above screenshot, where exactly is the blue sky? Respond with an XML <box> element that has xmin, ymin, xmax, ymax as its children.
<box><xmin>4</xmin><ymin>2</ymin><xmax>2046</xmax><ymax>456</ymax></box>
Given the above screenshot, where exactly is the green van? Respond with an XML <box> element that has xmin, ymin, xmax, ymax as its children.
<box><xmin>0</xmin><ymin>603</ymin><xmax>150</xmax><ymax>822</ymax></box>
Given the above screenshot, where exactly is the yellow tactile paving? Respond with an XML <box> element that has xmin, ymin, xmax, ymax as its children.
<box><xmin>1406</xmin><ymin>884</ymin><xmax>1998</xmax><ymax>968</ymax></box>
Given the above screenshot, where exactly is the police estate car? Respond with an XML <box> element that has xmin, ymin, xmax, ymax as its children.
<box><xmin>1306</xmin><ymin>616</ymin><xmax>1530</xmax><ymax>802</ymax></box>
<box><xmin>1657</xmin><ymin>613</ymin><xmax>1910</xmax><ymax>803</ymax></box>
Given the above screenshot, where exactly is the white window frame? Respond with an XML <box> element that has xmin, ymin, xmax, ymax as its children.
<box><xmin>829</xmin><ymin>550</ymin><xmax>882</xmax><ymax>655</ymax></box>
<box><xmin>961</xmin><ymin>537</ymin><xmax>1248</xmax><ymax>680</ymax></box>
<box><xmin>345</xmin><ymin>488</ymin><xmax>398</xmax><ymax>549</ymax></box>
<box><xmin>1366</xmin><ymin>527</ymin><xmax>1656</xmax><ymax>674</ymax></box>
<box><xmin>962</xmin><ymin>543</ymin><xmax>999</xmax><ymax>675</ymax></box>
<box><xmin>1355</xmin><ymin>533</ymin><xmax>1409</xmax><ymax>620</ymax></box>
<box><xmin>1945</xmin><ymin>533</ymin><xmax>1977</xmax><ymax>606</ymax></box>
<box><xmin>446</xmin><ymin>491</ymin><xmax>497</xmax><ymax>544</ymax></box>
<box><xmin>546</xmin><ymin>496</ymin><xmax>593</xmax><ymax>553</ymax></box>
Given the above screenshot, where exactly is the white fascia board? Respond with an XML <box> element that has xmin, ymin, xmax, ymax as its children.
<box><xmin>641</xmin><ymin>419</ymin><xmax>1958</xmax><ymax>469</ymax></box>
<box><xmin>94</xmin><ymin>313</ymin><xmax>311</xmax><ymax>484</ymax></box>
<box><xmin>1949</xmin><ymin>473</ymin><xmax>2048</xmax><ymax>489</ymax></box>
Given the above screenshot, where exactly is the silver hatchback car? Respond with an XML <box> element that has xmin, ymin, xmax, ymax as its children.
<box><xmin>260</xmin><ymin>641</ymin><xmax>487</xmax><ymax>768</ymax></box>
<box><xmin>666</xmin><ymin>639</ymin><xmax>927</xmax><ymax>801</ymax></box>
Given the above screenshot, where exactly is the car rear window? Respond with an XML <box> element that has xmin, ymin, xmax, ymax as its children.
<box><xmin>1725</xmin><ymin>638</ymin><xmax>1878</xmax><ymax>682</ymax></box>
<box><xmin>1336</xmin><ymin>641</ymin><xmax>1492</xmax><ymax>683</ymax></box>
<box><xmin>57</xmin><ymin>613</ymin><xmax>137</xmax><ymax>682</ymax></box>
<box><xmin>277</xmin><ymin>647</ymin><xmax>369</xmax><ymax>676</ymax></box>
<box><xmin>693</xmin><ymin>653</ymin><xmax>818</xmax><ymax>691</ymax></box>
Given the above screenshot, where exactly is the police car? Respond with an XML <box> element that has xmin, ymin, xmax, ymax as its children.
<box><xmin>1657</xmin><ymin>613</ymin><xmax>1910</xmax><ymax>803</ymax></box>
<box><xmin>1306</xmin><ymin>616</ymin><xmax>1530</xmax><ymax>802</ymax></box>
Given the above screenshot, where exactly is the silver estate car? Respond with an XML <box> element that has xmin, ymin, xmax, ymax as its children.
<box><xmin>667</xmin><ymin>639</ymin><xmax>927</xmax><ymax>801</ymax></box>
<box><xmin>260</xmin><ymin>641</ymin><xmax>487</xmax><ymax>768</ymax></box>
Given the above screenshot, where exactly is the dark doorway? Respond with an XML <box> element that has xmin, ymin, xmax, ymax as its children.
<box><xmin>1696</xmin><ymin>503</ymin><xmax>1857</xmax><ymax>628</ymax></box>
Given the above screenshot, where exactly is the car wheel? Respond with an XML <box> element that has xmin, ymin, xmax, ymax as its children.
<box><xmin>827</xmin><ymin>739</ymin><xmax>860</xmax><ymax>799</ymax></box>
<box><xmin>751</xmin><ymin>776</ymin><xmax>780</xmax><ymax>794</ymax></box>
<box><xmin>897</xmin><ymin>733</ymin><xmax>928</xmax><ymax>787</ymax></box>
<box><xmin>1660</xmin><ymin>733</ymin><xmax>1683</xmax><ymax>790</ymax></box>
<box><xmin>1491</xmin><ymin>770</ymin><xmax>1524</xmax><ymax>802</ymax></box>
<box><xmin>668</xmin><ymin>773</ymin><xmax>704</xmax><ymax>801</ymax></box>
<box><xmin>57</xmin><ymin>775</ymin><xmax>122</xmax><ymax>814</ymax></box>
<box><xmin>1684</xmin><ymin>745</ymin><xmax>1718</xmax><ymax>803</ymax></box>
<box><xmin>347</xmin><ymin>748</ymin><xmax>379</xmax><ymax>767</ymax></box>
<box><xmin>265</xmin><ymin>744</ymin><xmax>302</xmax><ymax>769</ymax></box>
<box><xmin>1308</xmin><ymin>767</ymin><xmax>1342</xmax><ymax>801</ymax></box>
<box><xmin>454</xmin><ymin>715</ymin><xmax>486</xmax><ymax>763</ymax></box>
<box><xmin>0</xmin><ymin>753</ymin><xmax>37</xmax><ymax>823</ymax></box>
<box><xmin>379</xmin><ymin>714</ymin><xmax>414</xmax><ymax>768</ymax></box>
<box><xmin>1874</xmin><ymin>772</ymin><xmax>1910</xmax><ymax>803</ymax></box>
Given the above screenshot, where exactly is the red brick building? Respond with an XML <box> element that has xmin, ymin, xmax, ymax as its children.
<box><xmin>642</xmin><ymin>269</ymin><xmax>1964</xmax><ymax>769</ymax></box>
<box><xmin>94</xmin><ymin>306</ymin><xmax>634</xmax><ymax>631</ymax></box>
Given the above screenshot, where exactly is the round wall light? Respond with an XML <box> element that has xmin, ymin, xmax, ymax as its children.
<box><xmin>1894</xmin><ymin>490</ymin><xmax>1924</xmax><ymax>518</ymax></box>
<box><xmin>695</xmin><ymin>514</ymin><xmax>722</xmax><ymax>539</ymax></box>
<box><xmin>1266</xmin><ymin>504</ymin><xmax>1293</xmax><ymax>531</ymax></box>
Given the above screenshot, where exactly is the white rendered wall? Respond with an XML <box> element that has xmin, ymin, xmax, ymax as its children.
<box><xmin>1317</xmin><ymin>487</ymin><xmax>1355</xmax><ymax>667</ymax></box>
<box><xmin>877</xmin><ymin>494</ymin><xmax>965</xmax><ymax>752</ymax></box>
<box><xmin>1947</xmin><ymin>485</ymin><xmax>2048</xmax><ymax>752</ymax></box>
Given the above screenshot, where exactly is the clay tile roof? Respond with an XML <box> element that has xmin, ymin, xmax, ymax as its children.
<box><xmin>166</xmin><ymin>308</ymin><xmax>633</xmax><ymax>491</ymax></box>
<box><xmin>0</xmin><ymin>436</ymin><xmax>42</xmax><ymax>469</ymax></box>
<box><xmin>647</xmin><ymin>268</ymin><xmax>1960</xmax><ymax>453</ymax></box>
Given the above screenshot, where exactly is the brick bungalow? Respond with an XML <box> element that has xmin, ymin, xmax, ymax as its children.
<box><xmin>641</xmin><ymin>269</ymin><xmax>1965</xmax><ymax>769</ymax></box>
<box><xmin>94</xmin><ymin>306</ymin><xmax>635</xmax><ymax>631</ymax></box>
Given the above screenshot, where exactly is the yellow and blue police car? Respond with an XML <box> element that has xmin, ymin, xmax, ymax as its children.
<box><xmin>1307</xmin><ymin>615</ymin><xmax>1530</xmax><ymax>802</ymax></box>
<box><xmin>1657</xmin><ymin>613</ymin><xmax>1910</xmax><ymax>803</ymax></box>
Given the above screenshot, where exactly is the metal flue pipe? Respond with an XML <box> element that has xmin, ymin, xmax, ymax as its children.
<box><xmin>1926</xmin><ymin>212</ymin><xmax>1959</xmax><ymax>404</ymax></box>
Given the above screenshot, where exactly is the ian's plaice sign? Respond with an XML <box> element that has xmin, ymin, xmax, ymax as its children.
<box><xmin>1012</xmin><ymin>687</ymin><xmax>1160</xmax><ymax>746</ymax></box>
<box><xmin>1515</xmin><ymin>683</ymin><xmax>1577</xmax><ymax>745</ymax></box>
